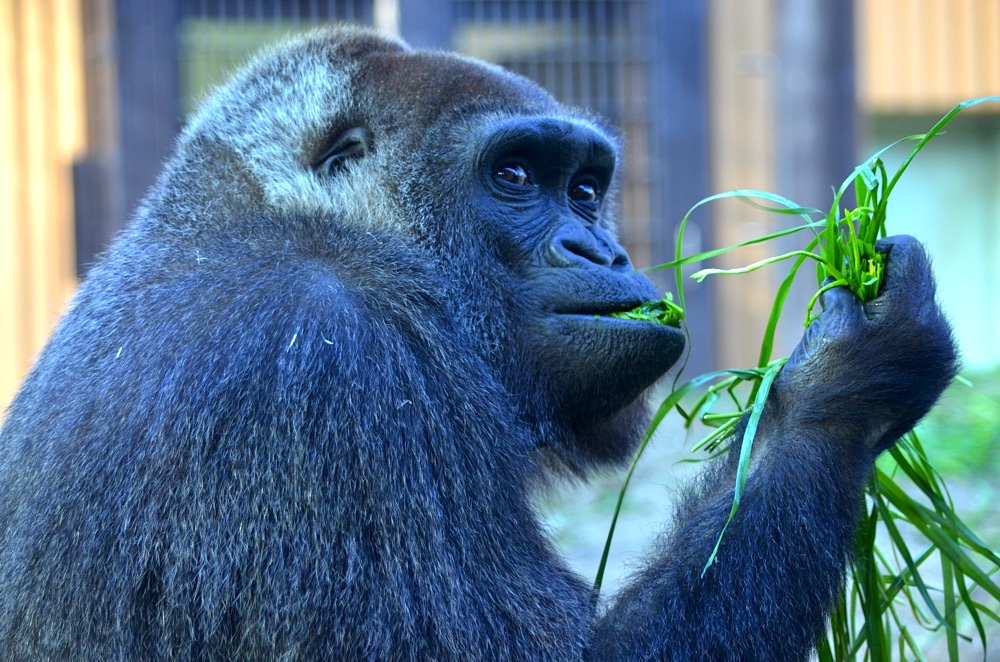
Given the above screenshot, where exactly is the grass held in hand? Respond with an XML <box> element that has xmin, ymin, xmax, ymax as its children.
<box><xmin>596</xmin><ymin>96</ymin><xmax>1000</xmax><ymax>661</ymax></box>
<box><xmin>610</xmin><ymin>294</ymin><xmax>683</xmax><ymax>327</ymax></box>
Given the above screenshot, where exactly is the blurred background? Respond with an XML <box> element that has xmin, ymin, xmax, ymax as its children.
<box><xmin>1</xmin><ymin>0</ymin><xmax>998</xmax><ymax>647</ymax></box>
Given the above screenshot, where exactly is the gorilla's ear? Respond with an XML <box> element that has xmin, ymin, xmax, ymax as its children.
<box><xmin>313</xmin><ymin>127</ymin><xmax>373</xmax><ymax>175</ymax></box>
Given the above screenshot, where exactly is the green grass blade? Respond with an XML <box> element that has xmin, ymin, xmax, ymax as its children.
<box><xmin>873</xmin><ymin>471</ymin><xmax>949</xmax><ymax>625</ymax></box>
<box><xmin>877</xmin><ymin>473</ymin><xmax>1000</xmax><ymax>604</ymax></box>
<box><xmin>942</xmin><ymin>555</ymin><xmax>960</xmax><ymax>661</ymax></box>
<box><xmin>648</xmin><ymin>220</ymin><xmax>826</xmax><ymax>273</ymax></box>
<box><xmin>899</xmin><ymin>626</ymin><xmax>929</xmax><ymax>662</ymax></box>
<box><xmin>668</xmin><ymin>189</ymin><xmax>821</xmax><ymax>310</ymax></box>
<box><xmin>883</xmin><ymin>96</ymin><xmax>1000</xmax><ymax>203</ymax></box>
<box><xmin>691</xmin><ymin>250</ymin><xmax>822</xmax><ymax>282</ymax></box>
<box><xmin>701</xmin><ymin>359</ymin><xmax>784</xmax><ymax>575</ymax></box>
<box><xmin>955</xmin><ymin>568</ymin><xmax>992</xmax><ymax>656</ymax></box>
<box><xmin>594</xmin><ymin>369</ymin><xmax>741</xmax><ymax>592</ymax></box>
<box><xmin>757</xmin><ymin>244</ymin><xmax>817</xmax><ymax>367</ymax></box>
<box><xmin>887</xmin><ymin>447</ymin><xmax>1000</xmax><ymax>561</ymax></box>
<box><xmin>854</xmin><ymin>500</ymin><xmax>885</xmax><ymax>660</ymax></box>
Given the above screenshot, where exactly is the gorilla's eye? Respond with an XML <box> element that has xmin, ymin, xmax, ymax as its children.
<box><xmin>569</xmin><ymin>181</ymin><xmax>600</xmax><ymax>203</ymax></box>
<box><xmin>313</xmin><ymin>127</ymin><xmax>373</xmax><ymax>176</ymax></box>
<box><xmin>495</xmin><ymin>162</ymin><xmax>533</xmax><ymax>187</ymax></box>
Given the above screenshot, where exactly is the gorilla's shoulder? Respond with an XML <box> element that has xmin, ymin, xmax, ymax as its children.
<box><xmin>80</xmin><ymin>216</ymin><xmax>453</xmax><ymax>354</ymax></box>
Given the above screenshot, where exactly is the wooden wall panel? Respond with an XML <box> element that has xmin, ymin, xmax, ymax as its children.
<box><xmin>0</xmin><ymin>1</ymin><xmax>84</xmax><ymax>413</ymax></box>
<box><xmin>708</xmin><ymin>0</ymin><xmax>780</xmax><ymax>369</ymax></box>
<box><xmin>859</xmin><ymin>0</ymin><xmax>1000</xmax><ymax>112</ymax></box>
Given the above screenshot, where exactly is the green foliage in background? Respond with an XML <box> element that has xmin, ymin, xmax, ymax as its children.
<box><xmin>920</xmin><ymin>370</ymin><xmax>1000</xmax><ymax>480</ymax></box>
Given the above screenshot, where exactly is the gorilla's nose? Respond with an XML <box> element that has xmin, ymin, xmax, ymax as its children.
<box><xmin>546</xmin><ymin>222</ymin><xmax>632</xmax><ymax>272</ymax></box>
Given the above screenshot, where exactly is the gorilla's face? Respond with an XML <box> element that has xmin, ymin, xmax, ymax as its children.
<box><xmin>171</xmin><ymin>30</ymin><xmax>684</xmax><ymax>468</ymax></box>
<box><xmin>464</xmin><ymin>115</ymin><xmax>685</xmax><ymax>454</ymax></box>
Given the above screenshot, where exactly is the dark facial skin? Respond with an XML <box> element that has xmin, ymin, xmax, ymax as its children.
<box><xmin>471</xmin><ymin>116</ymin><xmax>685</xmax><ymax>454</ymax></box>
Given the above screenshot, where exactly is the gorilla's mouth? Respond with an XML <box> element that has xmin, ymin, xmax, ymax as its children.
<box><xmin>552</xmin><ymin>299</ymin><xmax>655</xmax><ymax>320</ymax></box>
<box><xmin>536</xmin><ymin>267</ymin><xmax>667</xmax><ymax>322</ymax></box>
<box><xmin>546</xmin><ymin>299</ymin><xmax>686</xmax><ymax>352</ymax></box>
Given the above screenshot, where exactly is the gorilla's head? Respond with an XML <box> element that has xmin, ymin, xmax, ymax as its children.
<box><xmin>149</xmin><ymin>27</ymin><xmax>684</xmax><ymax>473</ymax></box>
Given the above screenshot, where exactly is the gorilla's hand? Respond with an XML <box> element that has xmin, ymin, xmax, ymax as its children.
<box><xmin>777</xmin><ymin>235</ymin><xmax>958</xmax><ymax>457</ymax></box>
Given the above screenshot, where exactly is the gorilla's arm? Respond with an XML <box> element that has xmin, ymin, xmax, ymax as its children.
<box><xmin>589</xmin><ymin>237</ymin><xmax>958</xmax><ymax>660</ymax></box>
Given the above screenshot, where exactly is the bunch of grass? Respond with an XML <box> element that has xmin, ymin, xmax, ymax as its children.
<box><xmin>610</xmin><ymin>293</ymin><xmax>684</xmax><ymax>327</ymax></box>
<box><xmin>596</xmin><ymin>97</ymin><xmax>1000</xmax><ymax>660</ymax></box>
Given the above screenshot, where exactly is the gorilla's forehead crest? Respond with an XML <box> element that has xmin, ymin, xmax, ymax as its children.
<box><xmin>360</xmin><ymin>49</ymin><xmax>559</xmax><ymax>127</ymax></box>
<box><xmin>166</xmin><ymin>26</ymin><xmax>615</xmax><ymax>234</ymax></box>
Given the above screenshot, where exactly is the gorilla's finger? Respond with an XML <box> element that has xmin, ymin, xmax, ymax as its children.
<box><xmin>786</xmin><ymin>285</ymin><xmax>863</xmax><ymax>373</ymax></box>
<box><xmin>814</xmin><ymin>286</ymin><xmax>865</xmax><ymax>341</ymax></box>
<box><xmin>873</xmin><ymin>234</ymin><xmax>933</xmax><ymax>292</ymax></box>
<box><xmin>866</xmin><ymin>234</ymin><xmax>937</xmax><ymax>321</ymax></box>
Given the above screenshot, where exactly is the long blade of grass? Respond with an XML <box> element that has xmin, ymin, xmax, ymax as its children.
<box><xmin>882</xmin><ymin>96</ymin><xmax>1000</xmax><ymax>204</ymax></box>
<box><xmin>756</xmin><ymin>248</ymin><xmax>813</xmax><ymax>367</ymax></box>
<box><xmin>594</xmin><ymin>369</ymin><xmax>741</xmax><ymax>592</ymax></box>
<box><xmin>886</xmin><ymin>448</ymin><xmax>1000</xmax><ymax>561</ymax></box>
<box><xmin>955</xmin><ymin>568</ymin><xmax>993</xmax><ymax>656</ymax></box>
<box><xmin>854</xmin><ymin>500</ymin><xmax>886</xmax><ymax>660</ymax></box>
<box><xmin>942</xmin><ymin>554</ymin><xmax>960</xmax><ymax>660</ymax></box>
<box><xmin>691</xmin><ymin>250</ymin><xmax>822</xmax><ymax>282</ymax></box>
<box><xmin>816</xmin><ymin>637</ymin><xmax>835</xmax><ymax>662</ymax></box>
<box><xmin>701</xmin><ymin>359</ymin><xmax>784</xmax><ymax>574</ymax></box>
<box><xmin>900</xmin><ymin>626</ymin><xmax>929</xmax><ymax>662</ymax></box>
<box><xmin>647</xmin><ymin>220</ymin><xmax>826</xmax><ymax>272</ymax></box>
<box><xmin>668</xmin><ymin>190</ymin><xmax>822</xmax><ymax>310</ymax></box>
<box><xmin>862</xmin><ymin>476</ymin><xmax>950</xmax><ymax>636</ymax></box>
<box><xmin>877</xmin><ymin>474</ymin><xmax>1000</xmax><ymax>604</ymax></box>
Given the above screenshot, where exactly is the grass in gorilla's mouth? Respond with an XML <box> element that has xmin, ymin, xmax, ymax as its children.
<box><xmin>608</xmin><ymin>294</ymin><xmax>683</xmax><ymax>327</ymax></box>
<box><xmin>597</xmin><ymin>96</ymin><xmax>1000</xmax><ymax>661</ymax></box>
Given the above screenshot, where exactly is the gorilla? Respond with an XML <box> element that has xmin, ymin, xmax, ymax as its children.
<box><xmin>0</xmin><ymin>27</ymin><xmax>956</xmax><ymax>660</ymax></box>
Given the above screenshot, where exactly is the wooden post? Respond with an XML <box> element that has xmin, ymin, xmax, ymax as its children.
<box><xmin>774</xmin><ymin>0</ymin><xmax>856</xmax><ymax>352</ymax></box>
<box><xmin>74</xmin><ymin>0</ymin><xmax>179</xmax><ymax>276</ymax></box>
<box><xmin>648</xmin><ymin>0</ymin><xmax>715</xmax><ymax>374</ymax></box>
<box><xmin>708</xmin><ymin>0</ymin><xmax>778</xmax><ymax>369</ymax></box>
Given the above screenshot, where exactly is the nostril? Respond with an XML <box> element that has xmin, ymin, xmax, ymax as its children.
<box><xmin>611</xmin><ymin>250</ymin><xmax>632</xmax><ymax>271</ymax></box>
<box><xmin>546</xmin><ymin>224</ymin><xmax>635</xmax><ymax>271</ymax></box>
<box><xmin>549</xmin><ymin>234</ymin><xmax>613</xmax><ymax>267</ymax></box>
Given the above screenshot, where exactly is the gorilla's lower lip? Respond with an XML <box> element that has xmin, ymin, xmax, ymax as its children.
<box><xmin>536</xmin><ymin>310</ymin><xmax>686</xmax><ymax>426</ymax></box>
<box><xmin>547</xmin><ymin>311</ymin><xmax>685</xmax><ymax>351</ymax></box>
